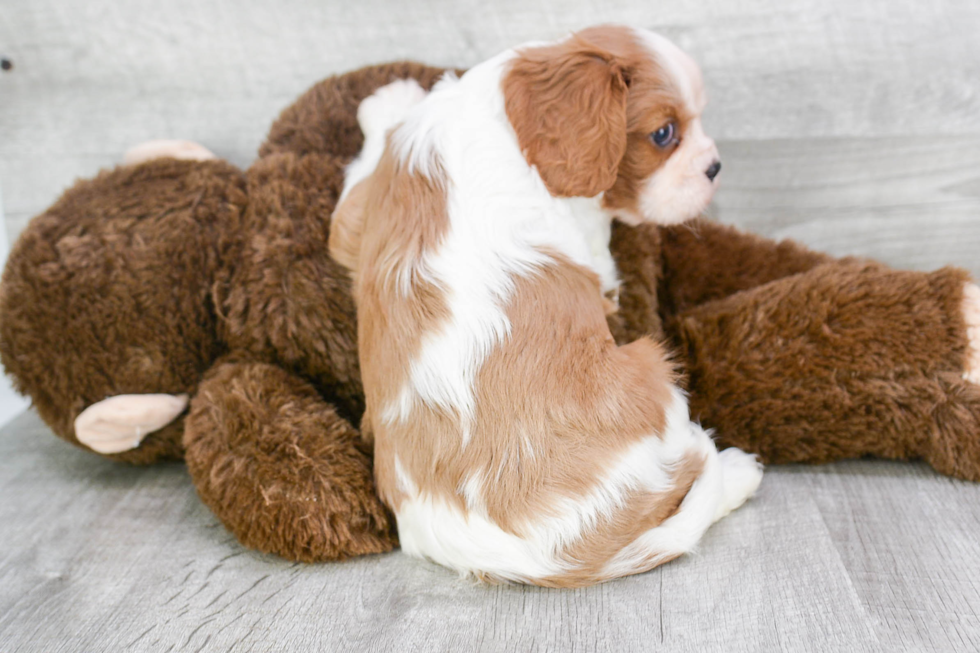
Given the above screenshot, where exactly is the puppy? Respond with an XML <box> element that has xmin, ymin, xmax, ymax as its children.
<box><xmin>330</xmin><ymin>25</ymin><xmax>762</xmax><ymax>587</ymax></box>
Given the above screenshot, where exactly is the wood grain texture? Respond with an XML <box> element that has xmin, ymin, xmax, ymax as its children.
<box><xmin>806</xmin><ymin>462</ymin><xmax>980</xmax><ymax>652</ymax></box>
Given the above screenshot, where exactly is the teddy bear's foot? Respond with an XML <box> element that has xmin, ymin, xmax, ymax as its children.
<box><xmin>123</xmin><ymin>140</ymin><xmax>217</xmax><ymax>165</ymax></box>
<box><xmin>184</xmin><ymin>359</ymin><xmax>396</xmax><ymax>562</ymax></box>
<box><xmin>674</xmin><ymin>261</ymin><xmax>980</xmax><ymax>479</ymax></box>
<box><xmin>74</xmin><ymin>393</ymin><xmax>189</xmax><ymax>454</ymax></box>
<box><xmin>963</xmin><ymin>282</ymin><xmax>980</xmax><ymax>384</ymax></box>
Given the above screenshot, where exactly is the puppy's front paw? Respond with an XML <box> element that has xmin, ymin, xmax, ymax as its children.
<box><xmin>357</xmin><ymin>79</ymin><xmax>427</xmax><ymax>140</ymax></box>
<box><xmin>964</xmin><ymin>282</ymin><xmax>980</xmax><ymax>384</ymax></box>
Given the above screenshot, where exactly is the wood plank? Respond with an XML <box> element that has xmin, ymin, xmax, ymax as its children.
<box><xmin>657</xmin><ymin>477</ymin><xmax>881</xmax><ymax>653</ymax></box>
<box><xmin>807</xmin><ymin>461</ymin><xmax>980</xmax><ymax>650</ymax></box>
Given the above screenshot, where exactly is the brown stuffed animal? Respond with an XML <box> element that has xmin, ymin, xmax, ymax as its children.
<box><xmin>2</xmin><ymin>62</ymin><xmax>979</xmax><ymax>563</ymax></box>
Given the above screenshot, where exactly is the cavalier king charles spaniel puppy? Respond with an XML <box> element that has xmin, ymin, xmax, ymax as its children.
<box><xmin>330</xmin><ymin>24</ymin><xmax>762</xmax><ymax>587</ymax></box>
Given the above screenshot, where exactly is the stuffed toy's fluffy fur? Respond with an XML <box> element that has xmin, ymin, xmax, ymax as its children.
<box><xmin>2</xmin><ymin>62</ymin><xmax>979</xmax><ymax>562</ymax></box>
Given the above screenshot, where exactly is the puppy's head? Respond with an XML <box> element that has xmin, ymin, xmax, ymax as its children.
<box><xmin>503</xmin><ymin>25</ymin><xmax>720</xmax><ymax>225</ymax></box>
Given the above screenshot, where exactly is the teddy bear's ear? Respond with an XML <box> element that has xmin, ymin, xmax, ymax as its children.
<box><xmin>330</xmin><ymin>180</ymin><xmax>369</xmax><ymax>273</ymax></box>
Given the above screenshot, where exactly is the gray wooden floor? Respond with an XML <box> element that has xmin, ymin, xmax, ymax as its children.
<box><xmin>3</xmin><ymin>409</ymin><xmax>980</xmax><ymax>652</ymax></box>
<box><xmin>2</xmin><ymin>1</ymin><xmax>980</xmax><ymax>651</ymax></box>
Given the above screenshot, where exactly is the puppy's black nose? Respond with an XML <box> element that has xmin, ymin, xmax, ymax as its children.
<box><xmin>705</xmin><ymin>160</ymin><xmax>721</xmax><ymax>182</ymax></box>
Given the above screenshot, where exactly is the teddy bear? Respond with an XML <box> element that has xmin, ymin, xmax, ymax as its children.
<box><xmin>2</xmin><ymin>62</ymin><xmax>979</xmax><ymax>563</ymax></box>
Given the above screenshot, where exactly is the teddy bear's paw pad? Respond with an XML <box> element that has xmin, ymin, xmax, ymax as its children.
<box><xmin>75</xmin><ymin>393</ymin><xmax>189</xmax><ymax>454</ymax></box>
<box><xmin>357</xmin><ymin>79</ymin><xmax>427</xmax><ymax>141</ymax></box>
<box><xmin>123</xmin><ymin>140</ymin><xmax>217</xmax><ymax>166</ymax></box>
<box><xmin>964</xmin><ymin>282</ymin><xmax>980</xmax><ymax>384</ymax></box>
<box><xmin>714</xmin><ymin>447</ymin><xmax>763</xmax><ymax>522</ymax></box>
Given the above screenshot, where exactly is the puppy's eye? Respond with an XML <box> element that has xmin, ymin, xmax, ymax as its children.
<box><xmin>650</xmin><ymin>122</ymin><xmax>677</xmax><ymax>148</ymax></box>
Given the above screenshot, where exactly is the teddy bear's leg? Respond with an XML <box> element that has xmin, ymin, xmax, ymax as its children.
<box><xmin>670</xmin><ymin>259</ymin><xmax>980</xmax><ymax>480</ymax></box>
<box><xmin>657</xmin><ymin>218</ymin><xmax>835</xmax><ymax>315</ymax></box>
<box><xmin>183</xmin><ymin>358</ymin><xmax>396</xmax><ymax>561</ymax></box>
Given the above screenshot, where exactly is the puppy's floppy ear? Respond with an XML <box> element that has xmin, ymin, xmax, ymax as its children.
<box><xmin>503</xmin><ymin>36</ymin><xmax>629</xmax><ymax>198</ymax></box>
<box><xmin>329</xmin><ymin>179</ymin><xmax>369</xmax><ymax>274</ymax></box>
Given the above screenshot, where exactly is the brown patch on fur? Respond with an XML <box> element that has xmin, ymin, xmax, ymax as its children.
<box><xmin>347</xmin><ymin>144</ymin><xmax>454</xmax><ymax>508</ymax></box>
<box><xmin>465</xmin><ymin>259</ymin><xmax>676</xmax><ymax>534</ymax></box>
<box><xmin>503</xmin><ymin>30</ymin><xmax>630</xmax><ymax>198</ymax></box>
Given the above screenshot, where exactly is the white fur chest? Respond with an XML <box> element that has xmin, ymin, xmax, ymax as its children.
<box><xmin>563</xmin><ymin>197</ymin><xmax>620</xmax><ymax>295</ymax></box>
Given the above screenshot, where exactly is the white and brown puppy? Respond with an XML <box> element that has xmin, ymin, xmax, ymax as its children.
<box><xmin>330</xmin><ymin>25</ymin><xmax>762</xmax><ymax>587</ymax></box>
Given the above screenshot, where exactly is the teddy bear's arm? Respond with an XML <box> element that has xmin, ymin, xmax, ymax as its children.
<box><xmin>657</xmin><ymin>218</ymin><xmax>835</xmax><ymax>315</ymax></box>
<box><xmin>671</xmin><ymin>259</ymin><xmax>980</xmax><ymax>480</ymax></box>
<box><xmin>183</xmin><ymin>356</ymin><xmax>396</xmax><ymax>561</ymax></box>
<box><xmin>75</xmin><ymin>393</ymin><xmax>189</xmax><ymax>454</ymax></box>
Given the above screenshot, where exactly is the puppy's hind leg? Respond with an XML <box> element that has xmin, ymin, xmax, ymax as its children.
<box><xmin>600</xmin><ymin>426</ymin><xmax>721</xmax><ymax>577</ymax></box>
<box><xmin>601</xmin><ymin>426</ymin><xmax>762</xmax><ymax>581</ymax></box>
